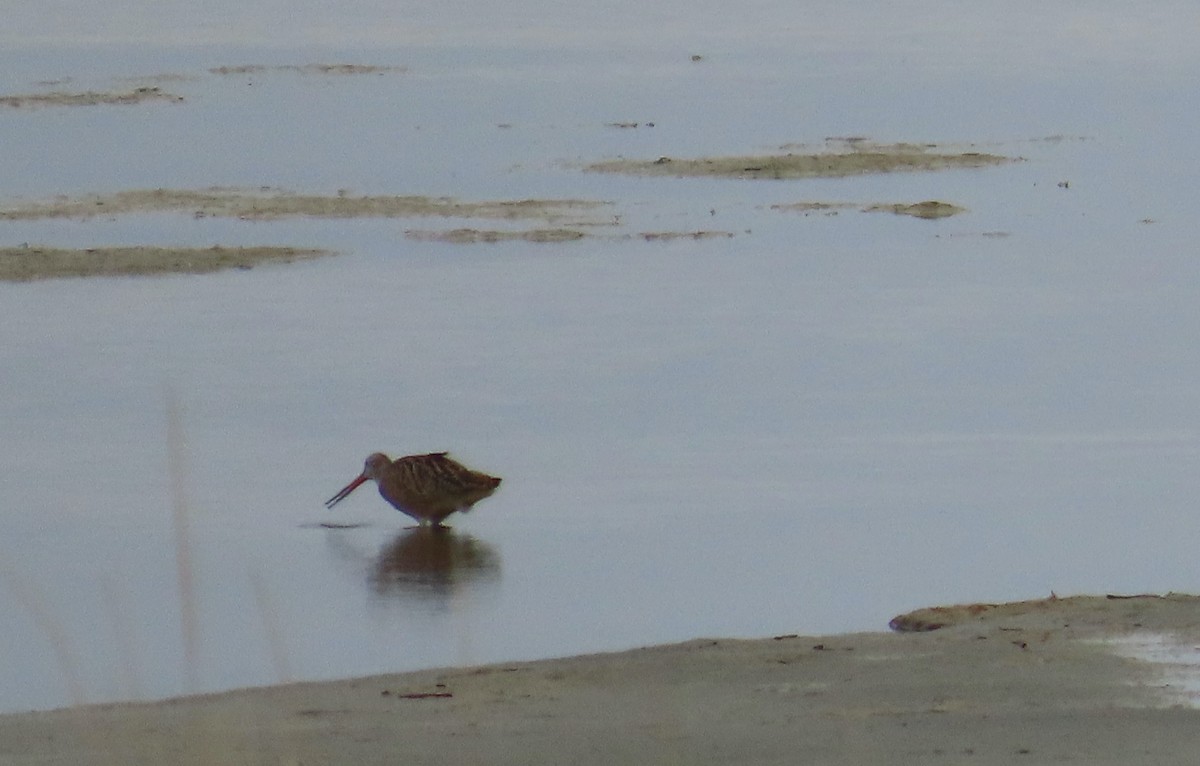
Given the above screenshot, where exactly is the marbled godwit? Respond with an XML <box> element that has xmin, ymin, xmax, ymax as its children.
<box><xmin>325</xmin><ymin>452</ymin><xmax>501</xmax><ymax>526</ymax></box>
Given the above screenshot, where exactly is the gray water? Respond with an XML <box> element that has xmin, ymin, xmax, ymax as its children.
<box><xmin>3</xmin><ymin>0</ymin><xmax>1200</xmax><ymax>714</ymax></box>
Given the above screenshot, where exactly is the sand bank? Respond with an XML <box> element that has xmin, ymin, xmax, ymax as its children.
<box><xmin>4</xmin><ymin>595</ymin><xmax>1200</xmax><ymax>765</ymax></box>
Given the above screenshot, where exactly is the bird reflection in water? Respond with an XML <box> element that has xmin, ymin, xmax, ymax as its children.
<box><xmin>370</xmin><ymin>526</ymin><xmax>500</xmax><ymax>602</ymax></box>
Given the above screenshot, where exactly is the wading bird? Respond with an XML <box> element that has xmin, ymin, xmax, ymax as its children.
<box><xmin>325</xmin><ymin>452</ymin><xmax>501</xmax><ymax>526</ymax></box>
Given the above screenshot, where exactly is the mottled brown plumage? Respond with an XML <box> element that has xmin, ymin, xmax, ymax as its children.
<box><xmin>325</xmin><ymin>452</ymin><xmax>501</xmax><ymax>526</ymax></box>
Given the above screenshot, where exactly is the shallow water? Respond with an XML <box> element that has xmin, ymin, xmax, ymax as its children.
<box><xmin>1102</xmin><ymin>635</ymin><xmax>1200</xmax><ymax>708</ymax></box>
<box><xmin>3</xmin><ymin>1</ymin><xmax>1200</xmax><ymax>713</ymax></box>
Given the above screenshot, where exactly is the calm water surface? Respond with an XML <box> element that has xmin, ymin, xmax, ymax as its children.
<box><xmin>3</xmin><ymin>1</ymin><xmax>1200</xmax><ymax>713</ymax></box>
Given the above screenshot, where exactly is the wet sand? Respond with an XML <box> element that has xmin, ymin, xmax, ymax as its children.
<box><xmin>0</xmin><ymin>86</ymin><xmax>184</xmax><ymax>108</ymax></box>
<box><xmin>772</xmin><ymin>199</ymin><xmax>967</xmax><ymax>219</ymax></box>
<box><xmin>0</xmin><ymin>134</ymin><xmax>1010</xmax><ymax>280</ymax></box>
<box><xmin>5</xmin><ymin>595</ymin><xmax>1200</xmax><ymax>765</ymax></box>
<box><xmin>0</xmin><ymin>188</ymin><xmax>610</xmax><ymax>223</ymax></box>
<box><xmin>0</xmin><ymin>182</ymin><xmax>968</xmax><ymax>280</ymax></box>
<box><xmin>585</xmin><ymin>140</ymin><xmax>1014</xmax><ymax>180</ymax></box>
<box><xmin>0</xmin><ymin>245</ymin><xmax>331</xmax><ymax>281</ymax></box>
<box><xmin>0</xmin><ymin>63</ymin><xmax>403</xmax><ymax>109</ymax></box>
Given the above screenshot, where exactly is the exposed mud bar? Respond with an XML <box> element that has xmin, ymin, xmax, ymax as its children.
<box><xmin>633</xmin><ymin>230</ymin><xmax>735</xmax><ymax>241</ymax></box>
<box><xmin>587</xmin><ymin>140</ymin><xmax>1015</xmax><ymax>180</ymax></box>
<box><xmin>1</xmin><ymin>64</ymin><xmax>404</xmax><ymax>110</ymax></box>
<box><xmin>889</xmin><ymin>592</ymin><xmax>1200</xmax><ymax>633</ymax></box>
<box><xmin>405</xmin><ymin>228</ymin><xmax>588</xmax><ymax>243</ymax></box>
<box><xmin>772</xmin><ymin>200</ymin><xmax>967</xmax><ymax>219</ymax></box>
<box><xmin>208</xmin><ymin>64</ymin><xmax>404</xmax><ymax>76</ymax></box>
<box><xmin>0</xmin><ymin>188</ymin><xmax>612</xmax><ymax>224</ymax></box>
<box><xmin>0</xmin><ymin>87</ymin><xmax>184</xmax><ymax>109</ymax></box>
<box><xmin>0</xmin><ymin>245</ymin><xmax>331</xmax><ymax>282</ymax></box>
<box><xmin>403</xmin><ymin>229</ymin><xmax>735</xmax><ymax>243</ymax></box>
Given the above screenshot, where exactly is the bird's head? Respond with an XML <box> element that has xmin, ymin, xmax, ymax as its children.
<box><xmin>362</xmin><ymin>452</ymin><xmax>391</xmax><ymax>479</ymax></box>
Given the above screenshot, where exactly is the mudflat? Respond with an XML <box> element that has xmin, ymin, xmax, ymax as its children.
<box><xmin>0</xmin><ymin>245</ymin><xmax>330</xmax><ymax>281</ymax></box>
<box><xmin>4</xmin><ymin>594</ymin><xmax>1200</xmax><ymax>765</ymax></box>
<box><xmin>585</xmin><ymin>140</ymin><xmax>1014</xmax><ymax>180</ymax></box>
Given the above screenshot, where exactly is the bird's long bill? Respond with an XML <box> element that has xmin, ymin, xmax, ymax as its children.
<box><xmin>325</xmin><ymin>473</ymin><xmax>368</xmax><ymax>510</ymax></box>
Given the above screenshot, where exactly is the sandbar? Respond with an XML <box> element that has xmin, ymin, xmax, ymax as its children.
<box><xmin>587</xmin><ymin>140</ymin><xmax>1014</xmax><ymax>180</ymax></box>
<box><xmin>0</xmin><ymin>188</ymin><xmax>610</xmax><ymax>224</ymax></box>
<box><xmin>0</xmin><ymin>245</ymin><xmax>330</xmax><ymax>281</ymax></box>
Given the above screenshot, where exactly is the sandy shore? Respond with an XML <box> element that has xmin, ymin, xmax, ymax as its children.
<box><xmin>5</xmin><ymin>595</ymin><xmax>1200</xmax><ymax>765</ymax></box>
